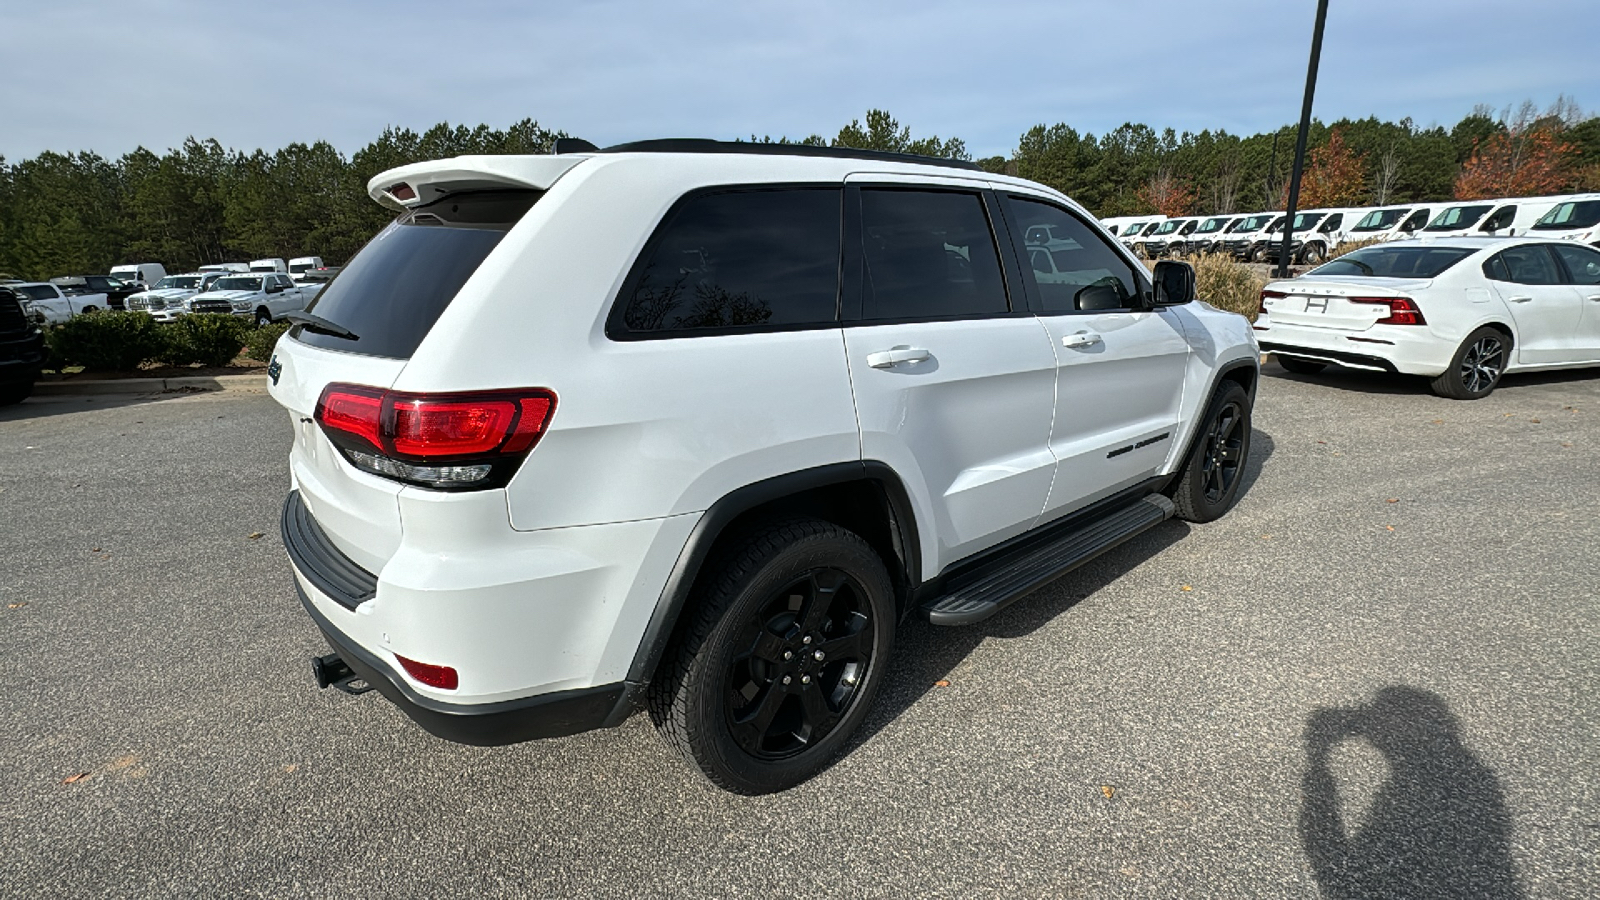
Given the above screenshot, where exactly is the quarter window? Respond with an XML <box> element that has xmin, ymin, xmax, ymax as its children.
<box><xmin>1552</xmin><ymin>244</ymin><xmax>1600</xmax><ymax>285</ymax></box>
<box><xmin>1481</xmin><ymin>206</ymin><xmax>1515</xmax><ymax>231</ymax></box>
<box><xmin>617</xmin><ymin>188</ymin><xmax>842</xmax><ymax>335</ymax></box>
<box><xmin>1006</xmin><ymin>196</ymin><xmax>1141</xmax><ymax>313</ymax></box>
<box><xmin>859</xmin><ymin>189</ymin><xmax>1008</xmax><ymax>320</ymax></box>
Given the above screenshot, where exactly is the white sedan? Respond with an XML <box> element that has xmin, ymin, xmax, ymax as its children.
<box><xmin>1254</xmin><ymin>237</ymin><xmax>1600</xmax><ymax>399</ymax></box>
<box><xmin>192</xmin><ymin>273</ymin><xmax>317</xmax><ymax>326</ymax></box>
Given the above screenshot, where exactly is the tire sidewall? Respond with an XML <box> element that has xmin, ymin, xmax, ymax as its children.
<box><xmin>682</xmin><ymin>528</ymin><xmax>895</xmax><ymax>793</ymax></box>
<box><xmin>1437</xmin><ymin>327</ymin><xmax>1508</xmax><ymax>399</ymax></box>
<box><xmin>1176</xmin><ymin>381</ymin><xmax>1252</xmax><ymax>522</ymax></box>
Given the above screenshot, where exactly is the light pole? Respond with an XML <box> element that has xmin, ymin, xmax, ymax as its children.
<box><xmin>1277</xmin><ymin>0</ymin><xmax>1330</xmax><ymax>279</ymax></box>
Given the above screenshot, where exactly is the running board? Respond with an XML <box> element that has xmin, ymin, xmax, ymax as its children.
<box><xmin>921</xmin><ymin>495</ymin><xmax>1175</xmax><ymax>626</ymax></box>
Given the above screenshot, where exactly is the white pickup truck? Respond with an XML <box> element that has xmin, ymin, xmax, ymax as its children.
<box><xmin>191</xmin><ymin>272</ymin><xmax>318</xmax><ymax>325</ymax></box>
<box><xmin>9</xmin><ymin>282</ymin><xmax>108</xmax><ymax>324</ymax></box>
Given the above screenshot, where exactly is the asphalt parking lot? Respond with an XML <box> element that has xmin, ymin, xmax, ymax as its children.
<box><xmin>3</xmin><ymin>365</ymin><xmax>1598</xmax><ymax>899</ymax></box>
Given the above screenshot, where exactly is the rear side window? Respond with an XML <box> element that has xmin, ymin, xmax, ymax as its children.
<box><xmin>1487</xmin><ymin>245</ymin><xmax>1563</xmax><ymax>285</ymax></box>
<box><xmin>298</xmin><ymin>190</ymin><xmax>540</xmax><ymax>358</ymax></box>
<box><xmin>859</xmin><ymin>189</ymin><xmax>1008</xmax><ymax>320</ymax></box>
<box><xmin>1006</xmin><ymin>196</ymin><xmax>1141</xmax><ymax>312</ymax></box>
<box><xmin>1552</xmin><ymin>244</ymin><xmax>1600</xmax><ymax>285</ymax></box>
<box><xmin>614</xmin><ymin>188</ymin><xmax>841</xmax><ymax>336</ymax></box>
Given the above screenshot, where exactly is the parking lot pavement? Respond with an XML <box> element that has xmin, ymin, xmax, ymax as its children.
<box><xmin>2</xmin><ymin>366</ymin><xmax>1597</xmax><ymax>898</ymax></box>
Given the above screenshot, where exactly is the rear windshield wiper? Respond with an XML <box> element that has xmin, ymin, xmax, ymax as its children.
<box><xmin>286</xmin><ymin>311</ymin><xmax>359</xmax><ymax>341</ymax></box>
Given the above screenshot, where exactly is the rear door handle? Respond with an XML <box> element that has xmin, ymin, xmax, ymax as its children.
<box><xmin>1587</xmin><ymin>294</ymin><xmax>1600</xmax><ymax>302</ymax></box>
<box><xmin>1508</xmin><ymin>296</ymin><xmax>1533</xmax><ymax>303</ymax></box>
<box><xmin>1062</xmin><ymin>331</ymin><xmax>1103</xmax><ymax>348</ymax></box>
<box><xmin>866</xmin><ymin>345</ymin><xmax>931</xmax><ymax>369</ymax></box>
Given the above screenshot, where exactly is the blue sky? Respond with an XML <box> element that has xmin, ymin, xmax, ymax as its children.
<box><xmin>2</xmin><ymin>0</ymin><xmax>1596</xmax><ymax>161</ymax></box>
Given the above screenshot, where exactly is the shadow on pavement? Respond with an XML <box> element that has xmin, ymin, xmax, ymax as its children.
<box><xmin>1299</xmin><ymin>686</ymin><xmax>1522</xmax><ymax>899</ymax></box>
<box><xmin>1263</xmin><ymin>357</ymin><xmax>1600</xmax><ymax>398</ymax></box>
<box><xmin>0</xmin><ymin>388</ymin><xmax>225</xmax><ymax>423</ymax></box>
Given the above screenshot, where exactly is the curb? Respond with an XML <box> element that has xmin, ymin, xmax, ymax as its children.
<box><xmin>33</xmin><ymin>374</ymin><xmax>269</xmax><ymax>396</ymax></box>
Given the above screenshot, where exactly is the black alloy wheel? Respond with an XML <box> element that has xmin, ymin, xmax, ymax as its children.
<box><xmin>255</xmin><ymin>309</ymin><xmax>273</xmax><ymax>327</ymax></box>
<box><xmin>724</xmin><ymin>568</ymin><xmax>875</xmax><ymax>760</ymax></box>
<box><xmin>1431</xmin><ymin>327</ymin><xmax>1509</xmax><ymax>399</ymax></box>
<box><xmin>1171</xmin><ymin>380</ymin><xmax>1253</xmax><ymax>522</ymax></box>
<box><xmin>650</xmin><ymin>518</ymin><xmax>895</xmax><ymax>794</ymax></box>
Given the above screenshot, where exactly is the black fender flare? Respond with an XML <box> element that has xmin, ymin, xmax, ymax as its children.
<box><xmin>623</xmin><ymin>461</ymin><xmax>920</xmax><ymax>688</ymax></box>
<box><xmin>1167</xmin><ymin>354</ymin><xmax>1259</xmax><ymax>483</ymax></box>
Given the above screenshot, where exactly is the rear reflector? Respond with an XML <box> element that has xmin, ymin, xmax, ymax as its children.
<box><xmin>1349</xmin><ymin>295</ymin><xmax>1426</xmax><ymax>326</ymax></box>
<box><xmin>315</xmin><ymin>384</ymin><xmax>556</xmax><ymax>489</ymax></box>
<box><xmin>395</xmin><ymin>654</ymin><xmax>458</xmax><ymax>690</ymax></box>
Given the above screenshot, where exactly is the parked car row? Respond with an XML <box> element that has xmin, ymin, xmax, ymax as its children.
<box><xmin>1101</xmin><ymin>192</ymin><xmax>1600</xmax><ymax>265</ymax></box>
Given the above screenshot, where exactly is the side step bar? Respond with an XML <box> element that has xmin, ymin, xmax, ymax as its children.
<box><xmin>921</xmin><ymin>495</ymin><xmax>1175</xmax><ymax>626</ymax></box>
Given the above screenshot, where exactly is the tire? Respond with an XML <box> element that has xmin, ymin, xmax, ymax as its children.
<box><xmin>1277</xmin><ymin>356</ymin><xmax>1327</xmax><ymax>375</ymax></box>
<box><xmin>0</xmin><ymin>382</ymin><xmax>32</xmax><ymax>406</ymax></box>
<box><xmin>1299</xmin><ymin>242</ymin><xmax>1326</xmax><ymax>265</ymax></box>
<box><xmin>255</xmin><ymin>309</ymin><xmax>273</xmax><ymax>327</ymax></box>
<box><xmin>1430</xmin><ymin>327</ymin><xmax>1510</xmax><ymax>400</ymax></box>
<box><xmin>649</xmin><ymin>518</ymin><xmax>896</xmax><ymax>794</ymax></box>
<box><xmin>1245</xmin><ymin>245</ymin><xmax>1263</xmax><ymax>263</ymax></box>
<box><xmin>1171</xmin><ymin>380</ymin><xmax>1252</xmax><ymax>523</ymax></box>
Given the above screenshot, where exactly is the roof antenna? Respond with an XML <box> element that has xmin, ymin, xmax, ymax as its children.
<box><xmin>552</xmin><ymin>138</ymin><xmax>598</xmax><ymax>154</ymax></box>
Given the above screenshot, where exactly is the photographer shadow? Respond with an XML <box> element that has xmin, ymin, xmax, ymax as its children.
<box><xmin>1300</xmin><ymin>686</ymin><xmax>1522</xmax><ymax>899</ymax></box>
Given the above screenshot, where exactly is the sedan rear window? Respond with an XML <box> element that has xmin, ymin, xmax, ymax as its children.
<box><xmin>1309</xmin><ymin>246</ymin><xmax>1476</xmax><ymax>279</ymax></box>
<box><xmin>297</xmin><ymin>190</ymin><xmax>539</xmax><ymax>359</ymax></box>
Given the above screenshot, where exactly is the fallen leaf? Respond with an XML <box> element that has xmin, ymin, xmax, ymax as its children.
<box><xmin>1432</xmin><ymin>419</ymin><xmax>1444</xmax><ymax>424</ymax></box>
<box><xmin>934</xmin><ymin>680</ymin><xmax>950</xmax><ymax>687</ymax></box>
<box><xmin>283</xmin><ymin>764</ymin><xmax>298</xmax><ymax>774</ymax></box>
<box><xmin>1180</xmin><ymin>584</ymin><xmax>1193</xmax><ymax>592</ymax></box>
<box><xmin>1386</xmin><ymin>498</ymin><xmax>1399</xmax><ymax>504</ymax></box>
<box><xmin>1101</xmin><ymin>785</ymin><xmax>1115</xmax><ymax>799</ymax></box>
<box><xmin>247</xmin><ymin>532</ymin><xmax>264</xmax><ymax>540</ymax></box>
<box><xmin>1261</xmin><ymin>534</ymin><xmax>1272</xmax><ymax>540</ymax></box>
<box><xmin>1385</xmin><ymin>525</ymin><xmax>1396</xmax><ymax>532</ymax></box>
<box><xmin>1316</xmin><ymin>440</ymin><xmax>1327</xmax><ymax>445</ymax></box>
<box><xmin>1530</xmin><ymin>418</ymin><xmax>1541</xmax><ymax>423</ymax></box>
<box><xmin>1561</xmin><ymin>442</ymin><xmax>1573</xmax><ymax>448</ymax></box>
<box><xmin>7</xmin><ymin>602</ymin><xmax>27</xmax><ymax>610</ymax></box>
<box><xmin>60</xmin><ymin>772</ymin><xmax>91</xmax><ymax>785</ymax></box>
<box><xmin>1120</xmin><ymin>866</ymin><xmax>1139</xmax><ymax>878</ymax></box>
<box><xmin>1504</xmin><ymin>413</ymin><xmax>1513</xmax><ymax>418</ymax></box>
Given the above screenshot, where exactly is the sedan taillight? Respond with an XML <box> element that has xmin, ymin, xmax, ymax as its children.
<box><xmin>315</xmin><ymin>383</ymin><xmax>556</xmax><ymax>489</ymax></box>
<box><xmin>1349</xmin><ymin>295</ymin><xmax>1426</xmax><ymax>326</ymax></box>
<box><xmin>1259</xmin><ymin>289</ymin><xmax>1288</xmax><ymax>314</ymax></box>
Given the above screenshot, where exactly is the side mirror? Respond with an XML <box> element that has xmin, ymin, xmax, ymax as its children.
<box><xmin>1151</xmin><ymin>260</ymin><xmax>1195</xmax><ymax>305</ymax></box>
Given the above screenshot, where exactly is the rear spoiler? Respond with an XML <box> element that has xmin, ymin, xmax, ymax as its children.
<box><xmin>367</xmin><ymin>154</ymin><xmax>591</xmax><ymax>210</ymax></box>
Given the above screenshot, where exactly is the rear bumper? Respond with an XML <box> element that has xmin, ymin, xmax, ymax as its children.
<box><xmin>296</xmin><ymin>582</ymin><xmax>634</xmax><ymax>745</ymax></box>
<box><xmin>1255</xmin><ymin>317</ymin><xmax>1453</xmax><ymax>376</ymax></box>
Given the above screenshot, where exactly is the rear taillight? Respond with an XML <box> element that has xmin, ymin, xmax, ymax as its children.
<box><xmin>314</xmin><ymin>383</ymin><xmax>556</xmax><ymax>489</ymax></box>
<box><xmin>1259</xmin><ymin>289</ymin><xmax>1287</xmax><ymax>314</ymax></box>
<box><xmin>395</xmin><ymin>654</ymin><xmax>458</xmax><ymax>690</ymax></box>
<box><xmin>1349</xmin><ymin>295</ymin><xmax>1426</xmax><ymax>326</ymax></box>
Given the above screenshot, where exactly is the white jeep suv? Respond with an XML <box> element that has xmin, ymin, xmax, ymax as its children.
<box><xmin>270</xmin><ymin>140</ymin><xmax>1260</xmax><ymax>794</ymax></box>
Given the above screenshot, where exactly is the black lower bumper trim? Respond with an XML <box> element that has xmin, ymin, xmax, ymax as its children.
<box><xmin>296</xmin><ymin>582</ymin><xmax>636</xmax><ymax>745</ymax></box>
<box><xmin>281</xmin><ymin>491</ymin><xmax>377</xmax><ymax>610</ymax></box>
<box><xmin>1260</xmin><ymin>342</ymin><xmax>1400</xmax><ymax>373</ymax></box>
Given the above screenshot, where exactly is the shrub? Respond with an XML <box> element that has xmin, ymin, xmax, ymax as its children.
<box><xmin>1190</xmin><ymin>253</ymin><xmax>1267</xmax><ymax>322</ymax></box>
<box><xmin>243</xmin><ymin>321</ymin><xmax>291</xmax><ymax>362</ymax></box>
<box><xmin>1330</xmin><ymin>237</ymin><xmax>1382</xmax><ymax>260</ymax></box>
<box><xmin>158</xmin><ymin>314</ymin><xmax>251</xmax><ymax>367</ymax></box>
<box><xmin>45</xmin><ymin>311</ymin><xmax>165</xmax><ymax>371</ymax></box>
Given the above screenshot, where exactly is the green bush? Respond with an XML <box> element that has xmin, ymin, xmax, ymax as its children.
<box><xmin>45</xmin><ymin>311</ymin><xmax>166</xmax><ymax>371</ymax></box>
<box><xmin>243</xmin><ymin>321</ymin><xmax>291</xmax><ymax>362</ymax></box>
<box><xmin>158</xmin><ymin>314</ymin><xmax>250</xmax><ymax>367</ymax></box>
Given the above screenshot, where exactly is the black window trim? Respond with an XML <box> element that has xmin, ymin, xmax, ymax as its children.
<box><xmin>840</xmin><ymin>182</ymin><xmax>1028</xmax><ymax>326</ymax></box>
<box><xmin>1484</xmin><ymin>243</ymin><xmax>1567</xmax><ymax>286</ymax></box>
<box><xmin>1547</xmin><ymin>241</ymin><xmax>1600</xmax><ymax>285</ymax></box>
<box><xmin>997</xmin><ymin>191</ymin><xmax>1152</xmax><ymax>316</ymax></box>
<box><xmin>604</xmin><ymin>182</ymin><xmax>848</xmax><ymax>342</ymax></box>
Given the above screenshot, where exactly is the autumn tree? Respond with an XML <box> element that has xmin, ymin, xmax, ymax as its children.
<box><xmin>1454</xmin><ymin>128</ymin><xmax>1573</xmax><ymax>199</ymax></box>
<box><xmin>1136</xmin><ymin>167</ymin><xmax>1195</xmax><ymax>216</ymax></box>
<box><xmin>1281</xmin><ymin>128</ymin><xmax>1367</xmax><ymax>209</ymax></box>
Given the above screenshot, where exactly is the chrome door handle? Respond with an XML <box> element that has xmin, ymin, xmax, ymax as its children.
<box><xmin>1587</xmin><ymin>294</ymin><xmax>1600</xmax><ymax>302</ymax></box>
<box><xmin>1062</xmin><ymin>331</ymin><xmax>1103</xmax><ymax>348</ymax></box>
<box><xmin>866</xmin><ymin>345</ymin><xmax>931</xmax><ymax>369</ymax></box>
<box><xmin>1508</xmin><ymin>296</ymin><xmax>1533</xmax><ymax>303</ymax></box>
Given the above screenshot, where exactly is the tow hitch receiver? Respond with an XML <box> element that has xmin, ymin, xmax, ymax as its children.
<box><xmin>312</xmin><ymin>653</ymin><xmax>373</xmax><ymax>695</ymax></box>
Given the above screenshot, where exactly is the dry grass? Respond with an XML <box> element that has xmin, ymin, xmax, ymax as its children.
<box><xmin>1143</xmin><ymin>253</ymin><xmax>1266</xmax><ymax>322</ymax></box>
<box><xmin>1330</xmin><ymin>237</ymin><xmax>1383</xmax><ymax>260</ymax></box>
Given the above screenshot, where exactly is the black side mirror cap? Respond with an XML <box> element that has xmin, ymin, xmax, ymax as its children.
<box><xmin>1151</xmin><ymin>260</ymin><xmax>1196</xmax><ymax>305</ymax></box>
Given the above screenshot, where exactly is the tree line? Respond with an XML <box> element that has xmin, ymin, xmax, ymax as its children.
<box><xmin>2</xmin><ymin>101</ymin><xmax>1597</xmax><ymax>280</ymax></box>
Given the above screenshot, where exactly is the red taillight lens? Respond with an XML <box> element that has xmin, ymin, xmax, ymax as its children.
<box><xmin>314</xmin><ymin>384</ymin><xmax>556</xmax><ymax>489</ymax></box>
<box><xmin>1259</xmin><ymin>289</ymin><xmax>1287</xmax><ymax>314</ymax></box>
<box><xmin>1350</xmin><ymin>295</ymin><xmax>1426</xmax><ymax>326</ymax></box>
<box><xmin>395</xmin><ymin>654</ymin><xmax>458</xmax><ymax>690</ymax></box>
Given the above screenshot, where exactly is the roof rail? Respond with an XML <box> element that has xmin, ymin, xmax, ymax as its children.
<box><xmin>572</xmin><ymin>137</ymin><xmax>980</xmax><ymax>171</ymax></box>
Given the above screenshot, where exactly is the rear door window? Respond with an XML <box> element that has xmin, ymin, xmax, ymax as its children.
<box><xmin>297</xmin><ymin>190</ymin><xmax>540</xmax><ymax>358</ymax></box>
<box><xmin>1552</xmin><ymin>244</ymin><xmax>1600</xmax><ymax>285</ymax></box>
<box><xmin>858</xmin><ymin>189</ymin><xmax>1009</xmax><ymax>320</ymax></box>
<box><xmin>1004</xmin><ymin>195</ymin><xmax>1142</xmax><ymax>313</ymax></box>
<box><xmin>613</xmin><ymin>188</ymin><xmax>841</xmax><ymax>337</ymax></box>
<box><xmin>1492</xmin><ymin>245</ymin><xmax>1564</xmax><ymax>285</ymax></box>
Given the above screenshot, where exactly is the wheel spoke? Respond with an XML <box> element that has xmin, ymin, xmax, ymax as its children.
<box><xmin>797</xmin><ymin>684</ymin><xmax>836</xmax><ymax>743</ymax></box>
<box><xmin>734</xmin><ymin>680</ymin><xmax>788</xmax><ymax>741</ymax></box>
<box><xmin>747</xmin><ymin>629</ymin><xmax>789</xmax><ymax>664</ymax></box>
<box><xmin>1217</xmin><ymin>408</ymin><xmax>1240</xmax><ymax>442</ymax></box>
<box><xmin>817</xmin><ymin>626</ymin><xmax>870</xmax><ymax>663</ymax></box>
<box><xmin>799</xmin><ymin>570</ymin><xmax>845</xmax><ymax>632</ymax></box>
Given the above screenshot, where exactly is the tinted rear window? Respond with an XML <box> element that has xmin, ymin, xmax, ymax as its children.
<box><xmin>296</xmin><ymin>190</ymin><xmax>539</xmax><ymax>358</ymax></box>
<box><xmin>1308</xmin><ymin>246</ymin><xmax>1475</xmax><ymax>279</ymax></box>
